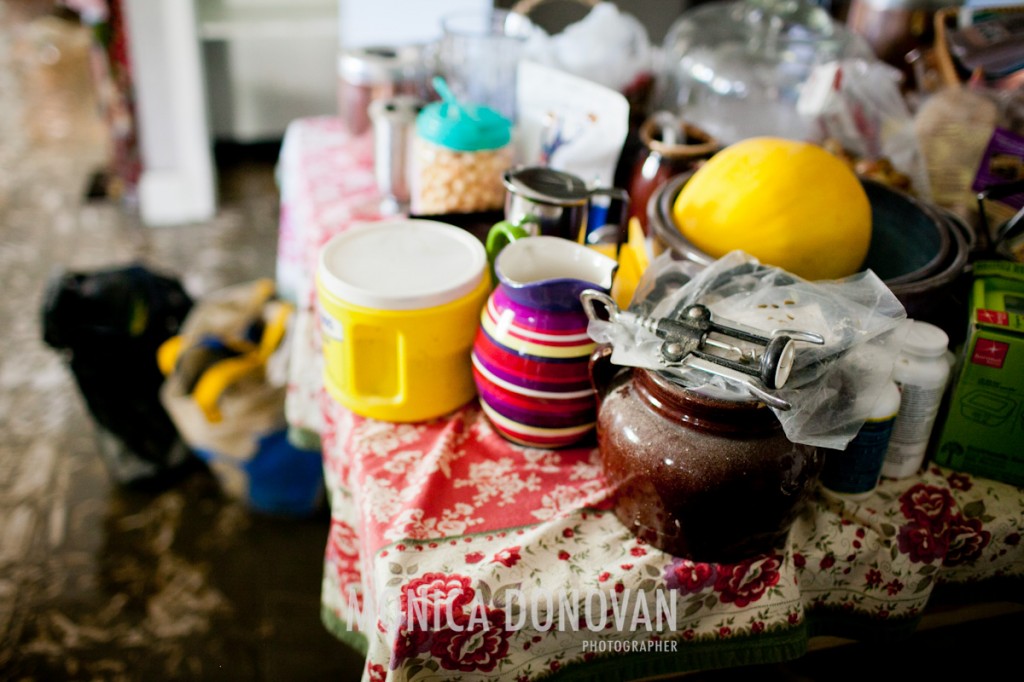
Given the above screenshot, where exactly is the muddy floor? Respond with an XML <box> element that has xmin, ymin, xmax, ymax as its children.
<box><xmin>0</xmin><ymin>6</ymin><xmax>360</xmax><ymax>680</ymax></box>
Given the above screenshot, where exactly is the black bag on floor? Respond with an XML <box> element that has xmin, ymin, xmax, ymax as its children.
<box><xmin>41</xmin><ymin>263</ymin><xmax>196</xmax><ymax>487</ymax></box>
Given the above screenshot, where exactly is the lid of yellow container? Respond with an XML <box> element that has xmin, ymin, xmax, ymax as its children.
<box><xmin>319</xmin><ymin>220</ymin><xmax>487</xmax><ymax>310</ymax></box>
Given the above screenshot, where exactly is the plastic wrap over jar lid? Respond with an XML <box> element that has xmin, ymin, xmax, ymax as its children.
<box><xmin>318</xmin><ymin>220</ymin><xmax>486</xmax><ymax>310</ymax></box>
<box><xmin>416</xmin><ymin>100</ymin><xmax>511</xmax><ymax>152</ymax></box>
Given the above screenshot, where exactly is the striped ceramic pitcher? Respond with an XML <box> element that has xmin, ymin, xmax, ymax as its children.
<box><xmin>472</xmin><ymin>234</ymin><xmax>617</xmax><ymax>448</ymax></box>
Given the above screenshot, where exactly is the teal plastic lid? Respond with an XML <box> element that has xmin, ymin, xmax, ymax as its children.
<box><xmin>416</xmin><ymin>100</ymin><xmax>511</xmax><ymax>152</ymax></box>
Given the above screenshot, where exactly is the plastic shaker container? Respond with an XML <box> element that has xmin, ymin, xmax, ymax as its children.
<box><xmin>411</xmin><ymin>79</ymin><xmax>512</xmax><ymax>215</ymax></box>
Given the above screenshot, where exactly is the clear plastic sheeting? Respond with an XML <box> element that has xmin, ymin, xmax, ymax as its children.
<box><xmin>520</xmin><ymin>2</ymin><xmax>652</xmax><ymax>94</ymax></box>
<box><xmin>798</xmin><ymin>58</ymin><xmax>931</xmax><ymax>199</ymax></box>
<box><xmin>587</xmin><ymin>251</ymin><xmax>911</xmax><ymax>449</ymax></box>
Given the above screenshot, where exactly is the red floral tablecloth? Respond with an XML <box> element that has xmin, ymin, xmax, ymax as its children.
<box><xmin>277</xmin><ymin>117</ymin><xmax>381</xmax><ymax>444</ymax></box>
<box><xmin>278</xmin><ymin>118</ymin><xmax>1024</xmax><ymax>681</ymax></box>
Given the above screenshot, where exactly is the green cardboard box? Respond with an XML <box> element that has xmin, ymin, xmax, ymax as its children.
<box><xmin>935</xmin><ymin>261</ymin><xmax>1024</xmax><ymax>486</ymax></box>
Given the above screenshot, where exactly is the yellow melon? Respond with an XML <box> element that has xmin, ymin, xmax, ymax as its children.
<box><xmin>671</xmin><ymin>137</ymin><xmax>871</xmax><ymax>280</ymax></box>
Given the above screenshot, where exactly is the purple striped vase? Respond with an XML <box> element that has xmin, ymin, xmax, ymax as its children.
<box><xmin>471</xmin><ymin>236</ymin><xmax>617</xmax><ymax>448</ymax></box>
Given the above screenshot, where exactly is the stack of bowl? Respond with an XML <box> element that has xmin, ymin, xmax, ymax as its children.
<box><xmin>647</xmin><ymin>173</ymin><xmax>974</xmax><ymax>338</ymax></box>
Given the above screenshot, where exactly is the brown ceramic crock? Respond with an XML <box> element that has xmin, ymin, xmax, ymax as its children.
<box><xmin>592</xmin><ymin>346</ymin><xmax>821</xmax><ymax>563</ymax></box>
<box><xmin>627</xmin><ymin>112</ymin><xmax>719</xmax><ymax>235</ymax></box>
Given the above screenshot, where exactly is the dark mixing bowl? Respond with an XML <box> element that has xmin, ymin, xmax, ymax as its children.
<box><xmin>648</xmin><ymin>172</ymin><xmax>972</xmax><ymax>333</ymax></box>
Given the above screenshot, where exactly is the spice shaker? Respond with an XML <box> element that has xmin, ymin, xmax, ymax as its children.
<box><xmin>337</xmin><ymin>45</ymin><xmax>427</xmax><ymax>135</ymax></box>
<box><xmin>369</xmin><ymin>95</ymin><xmax>423</xmax><ymax>214</ymax></box>
<box><xmin>411</xmin><ymin>78</ymin><xmax>513</xmax><ymax>216</ymax></box>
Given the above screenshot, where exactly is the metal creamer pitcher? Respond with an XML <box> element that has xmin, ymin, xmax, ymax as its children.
<box><xmin>501</xmin><ymin>166</ymin><xmax>630</xmax><ymax>247</ymax></box>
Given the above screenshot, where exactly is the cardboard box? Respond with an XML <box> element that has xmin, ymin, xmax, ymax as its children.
<box><xmin>935</xmin><ymin>261</ymin><xmax>1024</xmax><ymax>486</ymax></box>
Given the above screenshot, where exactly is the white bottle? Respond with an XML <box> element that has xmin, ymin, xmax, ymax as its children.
<box><xmin>882</xmin><ymin>321</ymin><xmax>952</xmax><ymax>479</ymax></box>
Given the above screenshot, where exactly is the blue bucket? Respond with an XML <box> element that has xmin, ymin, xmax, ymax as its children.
<box><xmin>195</xmin><ymin>429</ymin><xmax>324</xmax><ymax>517</ymax></box>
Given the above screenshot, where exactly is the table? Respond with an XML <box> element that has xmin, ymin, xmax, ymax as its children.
<box><xmin>277</xmin><ymin>117</ymin><xmax>1024</xmax><ymax>681</ymax></box>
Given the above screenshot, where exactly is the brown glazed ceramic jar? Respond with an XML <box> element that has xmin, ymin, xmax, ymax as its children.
<box><xmin>594</xmin><ymin>352</ymin><xmax>822</xmax><ymax>564</ymax></box>
<box><xmin>627</xmin><ymin>112</ymin><xmax>718</xmax><ymax>235</ymax></box>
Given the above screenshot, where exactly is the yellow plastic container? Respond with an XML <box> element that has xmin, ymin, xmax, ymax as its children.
<box><xmin>317</xmin><ymin>220</ymin><xmax>489</xmax><ymax>422</ymax></box>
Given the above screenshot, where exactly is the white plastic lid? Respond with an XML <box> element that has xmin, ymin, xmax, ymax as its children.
<box><xmin>318</xmin><ymin>220</ymin><xmax>486</xmax><ymax>310</ymax></box>
<box><xmin>903</xmin><ymin>320</ymin><xmax>949</xmax><ymax>358</ymax></box>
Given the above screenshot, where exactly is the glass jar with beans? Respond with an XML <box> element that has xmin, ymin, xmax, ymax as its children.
<box><xmin>411</xmin><ymin>78</ymin><xmax>513</xmax><ymax>216</ymax></box>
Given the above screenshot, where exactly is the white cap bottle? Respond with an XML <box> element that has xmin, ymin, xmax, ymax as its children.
<box><xmin>882</xmin><ymin>321</ymin><xmax>952</xmax><ymax>479</ymax></box>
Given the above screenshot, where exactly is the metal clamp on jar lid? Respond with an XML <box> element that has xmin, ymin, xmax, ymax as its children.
<box><xmin>581</xmin><ymin>290</ymin><xmax>825</xmax><ymax>410</ymax></box>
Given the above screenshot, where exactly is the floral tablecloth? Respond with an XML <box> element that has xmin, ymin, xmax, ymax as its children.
<box><xmin>276</xmin><ymin>116</ymin><xmax>382</xmax><ymax>446</ymax></box>
<box><xmin>277</xmin><ymin>117</ymin><xmax>1024</xmax><ymax>682</ymax></box>
<box><xmin>318</xmin><ymin>394</ymin><xmax>1024</xmax><ymax>682</ymax></box>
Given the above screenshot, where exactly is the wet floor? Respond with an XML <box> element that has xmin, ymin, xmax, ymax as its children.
<box><xmin>0</xmin><ymin>6</ymin><xmax>361</xmax><ymax>680</ymax></box>
<box><xmin>2</xmin><ymin>5</ymin><xmax>1023</xmax><ymax>682</ymax></box>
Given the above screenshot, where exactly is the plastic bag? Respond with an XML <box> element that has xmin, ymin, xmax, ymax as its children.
<box><xmin>516</xmin><ymin>61</ymin><xmax>630</xmax><ymax>188</ymax></box>
<box><xmin>41</xmin><ymin>263</ymin><xmax>194</xmax><ymax>487</ymax></box>
<box><xmin>520</xmin><ymin>1</ymin><xmax>652</xmax><ymax>95</ymax></box>
<box><xmin>588</xmin><ymin>251</ymin><xmax>911</xmax><ymax>450</ymax></box>
<box><xmin>158</xmin><ymin>279</ymin><xmax>324</xmax><ymax>516</ymax></box>
<box><xmin>799</xmin><ymin>58</ymin><xmax>931</xmax><ymax>199</ymax></box>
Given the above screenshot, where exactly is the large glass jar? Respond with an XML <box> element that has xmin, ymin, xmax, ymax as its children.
<box><xmin>657</xmin><ymin>0</ymin><xmax>873</xmax><ymax>145</ymax></box>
